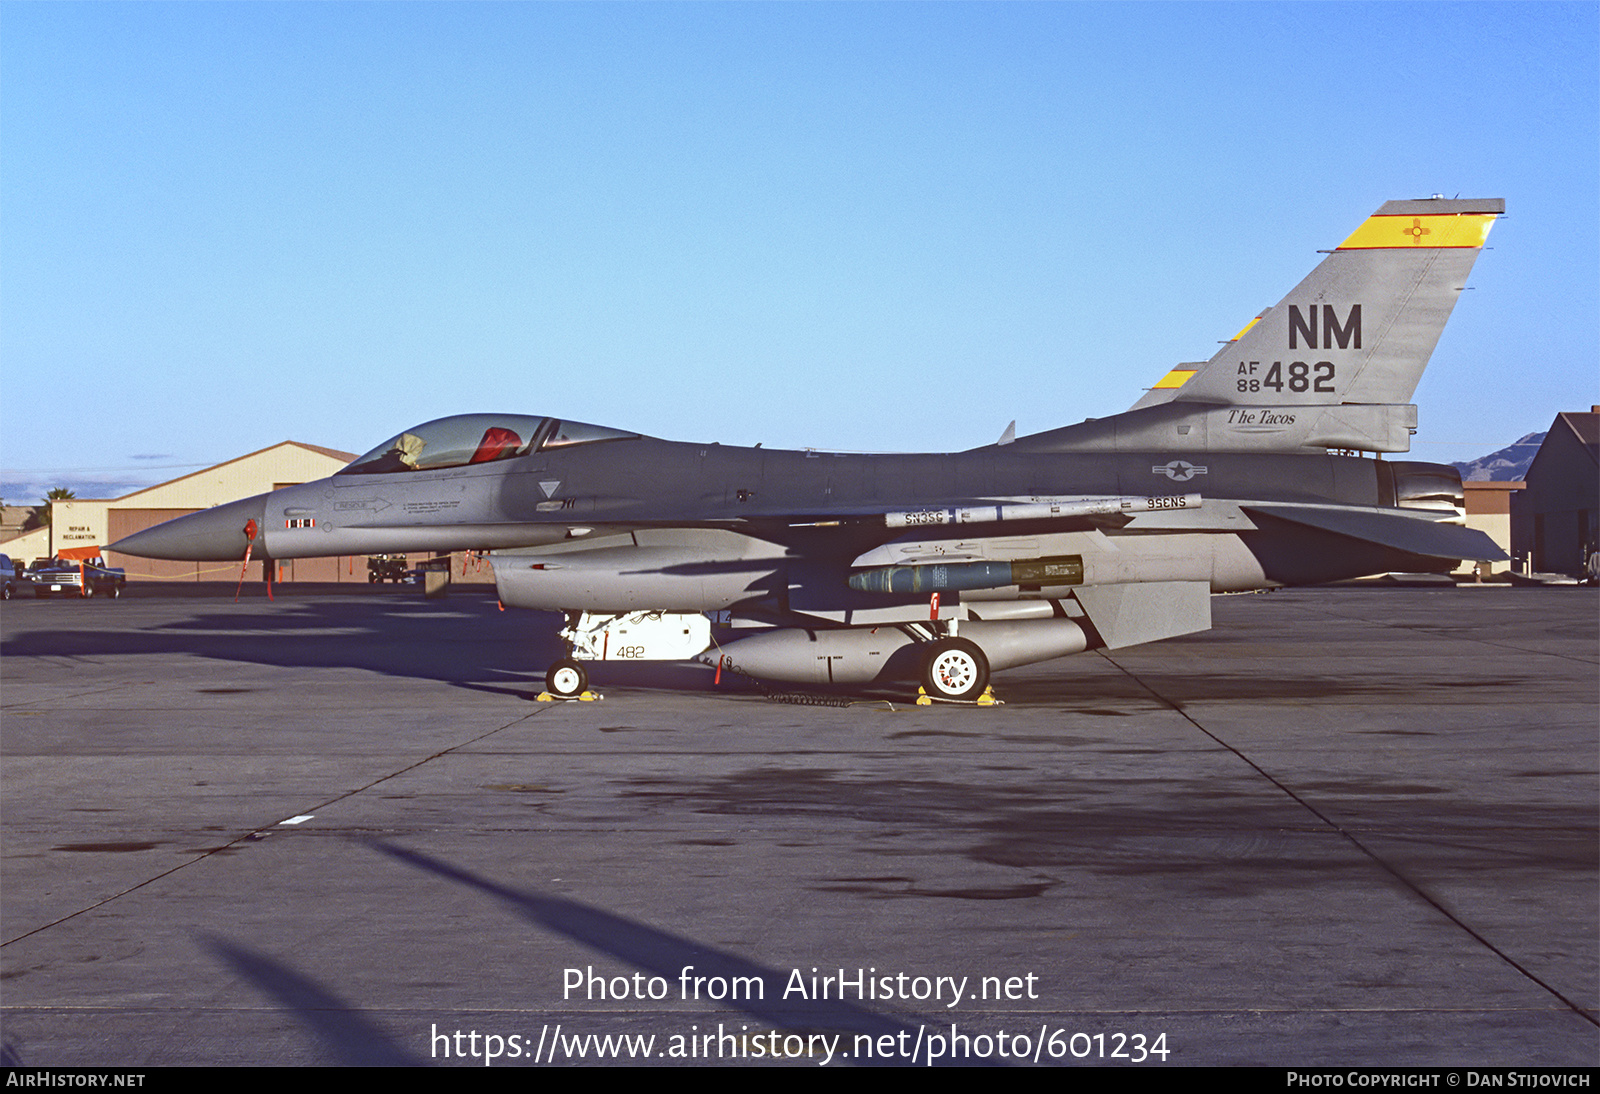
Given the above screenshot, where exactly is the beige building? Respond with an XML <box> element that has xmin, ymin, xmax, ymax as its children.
<box><xmin>101</xmin><ymin>441</ymin><xmax>357</xmax><ymax>582</ymax></box>
<box><xmin>1</xmin><ymin>505</ymin><xmax>42</xmax><ymax>543</ymax></box>
<box><xmin>1456</xmin><ymin>480</ymin><xmax>1524</xmax><ymax>576</ymax></box>
<box><xmin>2</xmin><ymin>512</ymin><xmax>50</xmax><ymax>565</ymax></box>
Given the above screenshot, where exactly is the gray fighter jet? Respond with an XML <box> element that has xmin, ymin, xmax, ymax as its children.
<box><xmin>112</xmin><ymin>197</ymin><xmax>1506</xmax><ymax>702</ymax></box>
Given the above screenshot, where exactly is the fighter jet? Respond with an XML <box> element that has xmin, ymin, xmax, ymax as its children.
<box><xmin>112</xmin><ymin>197</ymin><xmax>1506</xmax><ymax>702</ymax></box>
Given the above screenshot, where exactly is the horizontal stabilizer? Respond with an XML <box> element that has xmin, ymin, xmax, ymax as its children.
<box><xmin>1243</xmin><ymin>504</ymin><xmax>1506</xmax><ymax>561</ymax></box>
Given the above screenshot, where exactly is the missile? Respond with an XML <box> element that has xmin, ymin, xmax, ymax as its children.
<box><xmin>883</xmin><ymin>493</ymin><xmax>1199</xmax><ymax>529</ymax></box>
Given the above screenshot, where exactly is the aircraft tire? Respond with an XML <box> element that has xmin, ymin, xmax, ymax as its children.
<box><xmin>545</xmin><ymin>658</ymin><xmax>588</xmax><ymax>699</ymax></box>
<box><xmin>921</xmin><ymin>638</ymin><xmax>989</xmax><ymax>702</ymax></box>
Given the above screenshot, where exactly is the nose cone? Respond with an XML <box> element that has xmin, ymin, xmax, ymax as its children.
<box><xmin>110</xmin><ymin>494</ymin><xmax>269</xmax><ymax>561</ymax></box>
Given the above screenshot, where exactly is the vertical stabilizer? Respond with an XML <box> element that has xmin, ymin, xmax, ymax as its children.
<box><xmin>1131</xmin><ymin>197</ymin><xmax>1502</xmax><ymax>414</ymax></box>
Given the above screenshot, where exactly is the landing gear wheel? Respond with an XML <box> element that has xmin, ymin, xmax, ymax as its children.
<box><xmin>920</xmin><ymin>637</ymin><xmax>989</xmax><ymax>702</ymax></box>
<box><xmin>545</xmin><ymin>658</ymin><xmax>588</xmax><ymax>699</ymax></box>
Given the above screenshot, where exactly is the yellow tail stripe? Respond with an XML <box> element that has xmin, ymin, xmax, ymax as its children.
<box><xmin>1151</xmin><ymin>368</ymin><xmax>1197</xmax><ymax>390</ymax></box>
<box><xmin>1337</xmin><ymin>213</ymin><xmax>1496</xmax><ymax>250</ymax></box>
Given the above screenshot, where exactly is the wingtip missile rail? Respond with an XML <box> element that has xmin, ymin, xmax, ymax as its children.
<box><xmin>883</xmin><ymin>494</ymin><xmax>1201</xmax><ymax>529</ymax></box>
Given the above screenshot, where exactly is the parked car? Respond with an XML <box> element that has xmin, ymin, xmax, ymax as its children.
<box><xmin>367</xmin><ymin>555</ymin><xmax>411</xmax><ymax>583</ymax></box>
<box><xmin>0</xmin><ymin>554</ymin><xmax>17</xmax><ymax>600</ymax></box>
<box><xmin>29</xmin><ymin>556</ymin><xmax>126</xmax><ymax>598</ymax></box>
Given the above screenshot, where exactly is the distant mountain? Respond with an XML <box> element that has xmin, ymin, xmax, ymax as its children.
<box><xmin>1451</xmin><ymin>432</ymin><xmax>1545</xmax><ymax>482</ymax></box>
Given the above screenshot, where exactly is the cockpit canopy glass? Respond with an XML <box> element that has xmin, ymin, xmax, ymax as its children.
<box><xmin>339</xmin><ymin>414</ymin><xmax>639</xmax><ymax>475</ymax></box>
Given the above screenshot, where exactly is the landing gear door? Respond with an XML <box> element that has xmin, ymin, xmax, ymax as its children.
<box><xmin>564</xmin><ymin>612</ymin><xmax>713</xmax><ymax>662</ymax></box>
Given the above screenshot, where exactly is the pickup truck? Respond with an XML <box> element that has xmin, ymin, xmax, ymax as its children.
<box><xmin>29</xmin><ymin>557</ymin><xmax>127</xmax><ymax>598</ymax></box>
<box><xmin>367</xmin><ymin>555</ymin><xmax>412</xmax><ymax>583</ymax></box>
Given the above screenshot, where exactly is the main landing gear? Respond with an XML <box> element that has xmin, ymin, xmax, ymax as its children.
<box><xmin>910</xmin><ymin>600</ymin><xmax>1000</xmax><ymax>704</ymax></box>
<box><xmin>919</xmin><ymin>636</ymin><xmax>991</xmax><ymax>702</ymax></box>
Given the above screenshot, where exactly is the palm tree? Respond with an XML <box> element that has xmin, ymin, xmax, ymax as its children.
<box><xmin>39</xmin><ymin>487</ymin><xmax>76</xmax><ymax>528</ymax></box>
<box><xmin>42</xmin><ymin>488</ymin><xmax>77</xmax><ymax>557</ymax></box>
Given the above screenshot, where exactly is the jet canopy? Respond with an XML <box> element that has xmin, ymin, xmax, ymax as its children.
<box><xmin>340</xmin><ymin>413</ymin><xmax>639</xmax><ymax>475</ymax></box>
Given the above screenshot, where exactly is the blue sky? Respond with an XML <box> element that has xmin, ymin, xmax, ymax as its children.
<box><xmin>3</xmin><ymin>2</ymin><xmax>1595</xmax><ymax>502</ymax></box>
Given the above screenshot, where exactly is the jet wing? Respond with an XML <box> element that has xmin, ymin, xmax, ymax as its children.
<box><xmin>1241</xmin><ymin>503</ymin><xmax>1506</xmax><ymax>562</ymax></box>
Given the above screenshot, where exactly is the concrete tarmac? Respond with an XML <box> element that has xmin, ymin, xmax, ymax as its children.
<box><xmin>2</xmin><ymin>584</ymin><xmax>1595</xmax><ymax>1066</ymax></box>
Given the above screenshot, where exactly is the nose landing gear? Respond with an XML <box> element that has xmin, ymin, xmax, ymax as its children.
<box><xmin>544</xmin><ymin>658</ymin><xmax>589</xmax><ymax>699</ymax></box>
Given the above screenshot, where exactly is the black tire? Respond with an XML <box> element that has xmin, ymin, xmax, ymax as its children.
<box><xmin>106</xmin><ymin>584</ymin><xmax>120</xmax><ymax>599</ymax></box>
<box><xmin>83</xmin><ymin>582</ymin><xmax>95</xmax><ymax>598</ymax></box>
<box><xmin>920</xmin><ymin>637</ymin><xmax>990</xmax><ymax>702</ymax></box>
<box><xmin>545</xmin><ymin>658</ymin><xmax>588</xmax><ymax>699</ymax></box>
<box><xmin>2</xmin><ymin>583</ymin><xmax>11</xmax><ymax>601</ymax></box>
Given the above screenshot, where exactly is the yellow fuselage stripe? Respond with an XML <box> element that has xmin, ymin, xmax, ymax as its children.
<box><xmin>1151</xmin><ymin>369</ymin><xmax>1197</xmax><ymax>390</ymax></box>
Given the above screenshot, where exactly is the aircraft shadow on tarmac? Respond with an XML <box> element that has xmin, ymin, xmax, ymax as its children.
<box><xmin>189</xmin><ymin>825</ymin><xmax>1594</xmax><ymax>1065</ymax></box>
<box><xmin>0</xmin><ymin>592</ymin><xmax>811</xmax><ymax>699</ymax></box>
<box><xmin>363</xmin><ymin>840</ymin><xmax>950</xmax><ymax>1064</ymax></box>
<box><xmin>188</xmin><ymin>842</ymin><xmax>971</xmax><ymax>1066</ymax></box>
<box><xmin>1</xmin><ymin>593</ymin><xmax>570</xmax><ymax>698</ymax></box>
<box><xmin>0</xmin><ymin>591</ymin><xmax>1551</xmax><ymax>707</ymax></box>
<box><xmin>199</xmin><ymin>934</ymin><xmax>422</xmax><ymax>1066</ymax></box>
